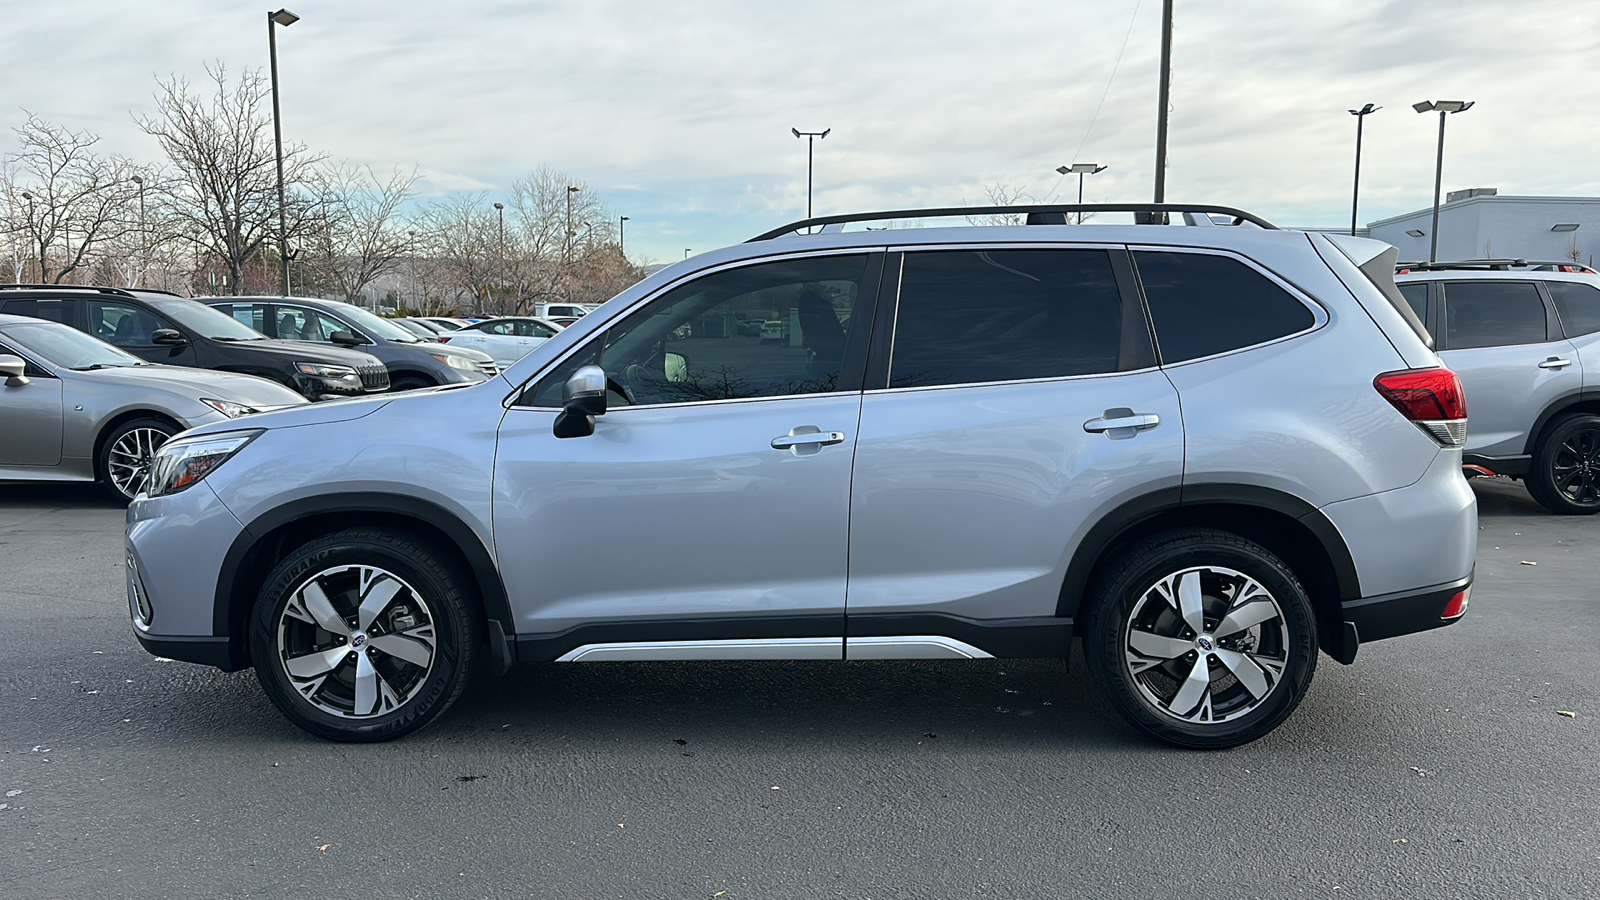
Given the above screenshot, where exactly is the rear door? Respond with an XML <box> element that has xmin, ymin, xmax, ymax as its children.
<box><xmin>844</xmin><ymin>246</ymin><xmax>1182</xmax><ymax>654</ymax></box>
<box><xmin>1437</xmin><ymin>279</ymin><xmax>1581</xmax><ymax>458</ymax></box>
<box><xmin>1544</xmin><ymin>279</ymin><xmax>1600</xmax><ymax>392</ymax></box>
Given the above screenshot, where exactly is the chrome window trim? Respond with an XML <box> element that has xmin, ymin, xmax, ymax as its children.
<box><xmin>503</xmin><ymin>246</ymin><xmax>886</xmax><ymax>409</ymax></box>
<box><xmin>1126</xmin><ymin>243</ymin><xmax>1331</xmax><ymax>369</ymax></box>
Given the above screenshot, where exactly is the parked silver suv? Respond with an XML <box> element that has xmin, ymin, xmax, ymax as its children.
<box><xmin>1396</xmin><ymin>260</ymin><xmax>1600</xmax><ymax>513</ymax></box>
<box><xmin>126</xmin><ymin>205</ymin><xmax>1477</xmax><ymax>748</ymax></box>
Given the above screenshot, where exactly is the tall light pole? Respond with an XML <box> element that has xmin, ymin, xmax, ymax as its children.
<box><xmin>493</xmin><ymin>202</ymin><xmax>505</xmax><ymax>252</ymax></box>
<box><xmin>1348</xmin><ymin>104</ymin><xmax>1379</xmax><ymax>236</ymax></box>
<box><xmin>618</xmin><ymin>215</ymin><xmax>629</xmax><ymax>257</ymax></box>
<box><xmin>132</xmin><ymin>174</ymin><xmax>147</xmax><ymax>286</ymax></box>
<box><xmin>1055</xmin><ymin>163</ymin><xmax>1107</xmax><ymax>224</ymax></box>
<box><xmin>267</xmin><ymin>8</ymin><xmax>299</xmax><ymax>297</ymax></box>
<box><xmin>791</xmin><ymin>127</ymin><xmax>830</xmax><ymax>218</ymax></box>
<box><xmin>1413</xmin><ymin>99</ymin><xmax>1474</xmax><ymax>263</ymax></box>
<box><xmin>1153</xmin><ymin>0</ymin><xmax>1173</xmax><ymax>205</ymax></box>
<box><xmin>565</xmin><ymin>186</ymin><xmax>579</xmax><ymax>242</ymax></box>
<box><xmin>19</xmin><ymin>191</ymin><xmax>32</xmax><ymax>282</ymax></box>
<box><xmin>684</xmin><ymin>248</ymin><xmax>691</xmax><ymax>259</ymax></box>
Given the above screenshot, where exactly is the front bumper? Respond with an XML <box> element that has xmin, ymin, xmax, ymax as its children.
<box><xmin>126</xmin><ymin>481</ymin><xmax>250</xmax><ymax>669</ymax></box>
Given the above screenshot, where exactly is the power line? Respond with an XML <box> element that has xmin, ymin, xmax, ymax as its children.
<box><xmin>1045</xmin><ymin>0</ymin><xmax>1143</xmax><ymax>202</ymax></box>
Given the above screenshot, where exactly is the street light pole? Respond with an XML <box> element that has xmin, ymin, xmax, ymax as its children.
<box><xmin>20</xmin><ymin>191</ymin><xmax>33</xmax><ymax>283</ymax></box>
<box><xmin>619</xmin><ymin>215</ymin><xmax>629</xmax><ymax>257</ymax></box>
<box><xmin>1413</xmin><ymin>100</ymin><xmax>1474</xmax><ymax>263</ymax></box>
<box><xmin>132</xmin><ymin>174</ymin><xmax>146</xmax><ymax>286</ymax></box>
<box><xmin>1153</xmin><ymin>0</ymin><xmax>1173</xmax><ymax>204</ymax></box>
<box><xmin>1348</xmin><ymin>104</ymin><xmax>1379</xmax><ymax>236</ymax></box>
<box><xmin>791</xmin><ymin>127</ymin><xmax>831</xmax><ymax>218</ymax></box>
<box><xmin>267</xmin><ymin>8</ymin><xmax>299</xmax><ymax>297</ymax></box>
<box><xmin>1055</xmin><ymin>163</ymin><xmax>1108</xmax><ymax>224</ymax></box>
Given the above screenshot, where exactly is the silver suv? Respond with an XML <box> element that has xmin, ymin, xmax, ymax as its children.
<box><xmin>125</xmin><ymin>205</ymin><xmax>1477</xmax><ymax>748</ymax></box>
<box><xmin>1396</xmin><ymin>261</ymin><xmax>1600</xmax><ymax>513</ymax></box>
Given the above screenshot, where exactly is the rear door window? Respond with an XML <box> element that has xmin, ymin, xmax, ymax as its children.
<box><xmin>888</xmin><ymin>248</ymin><xmax>1126</xmax><ymax>388</ymax></box>
<box><xmin>1441</xmin><ymin>282</ymin><xmax>1548</xmax><ymax>349</ymax></box>
<box><xmin>0</xmin><ymin>298</ymin><xmax>72</xmax><ymax>324</ymax></box>
<box><xmin>1547</xmin><ymin>281</ymin><xmax>1600</xmax><ymax>338</ymax></box>
<box><xmin>1133</xmin><ymin>251</ymin><xmax>1316</xmax><ymax>364</ymax></box>
<box><xmin>217</xmin><ymin>303</ymin><xmax>269</xmax><ymax>333</ymax></box>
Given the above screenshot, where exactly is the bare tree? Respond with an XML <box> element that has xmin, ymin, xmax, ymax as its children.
<box><xmin>502</xmin><ymin>167</ymin><xmax>626</xmax><ymax>312</ymax></box>
<box><xmin>416</xmin><ymin>192</ymin><xmax>499</xmax><ymax>313</ymax></box>
<box><xmin>306</xmin><ymin>162</ymin><xmax>419</xmax><ymax>305</ymax></box>
<box><xmin>4</xmin><ymin>114</ymin><xmax>140</xmax><ymax>283</ymax></box>
<box><xmin>138</xmin><ymin>64</ymin><xmax>322</xmax><ymax>295</ymax></box>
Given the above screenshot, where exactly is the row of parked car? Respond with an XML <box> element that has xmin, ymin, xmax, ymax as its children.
<box><xmin>0</xmin><ymin>284</ymin><xmax>584</xmax><ymax>500</ymax></box>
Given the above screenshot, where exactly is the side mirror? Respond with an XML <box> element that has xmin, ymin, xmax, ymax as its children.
<box><xmin>0</xmin><ymin>354</ymin><xmax>30</xmax><ymax>387</ymax></box>
<box><xmin>552</xmin><ymin>365</ymin><xmax>608</xmax><ymax>439</ymax></box>
<box><xmin>329</xmin><ymin>330</ymin><xmax>367</xmax><ymax>347</ymax></box>
<box><xmin>151</xmin><ymin>329</ymin><xmax>187</xmax><ymax>346</ymax></box>
<box><xmin>665</xmin><ymin>351</ymin><xmax>688</xmax><ymax>383</ymax></box>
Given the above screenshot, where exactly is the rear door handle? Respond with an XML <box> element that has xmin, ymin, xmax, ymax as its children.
<box><xmin>771</xmin><ymin>427</ymin><xmax>846</xmax><ymax>450</ymax></box>
<box><xmin>1539</xmin><ymin>357</ymin><xmax>1573</xmax><ymax>369</ymax></box>
<box><xmin>1084</xmin><ymin>410</ymin><xmax>1161</xmax><ymax>434</ymax></box>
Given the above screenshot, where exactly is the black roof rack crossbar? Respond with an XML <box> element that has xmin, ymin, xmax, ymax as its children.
<box><xmin>748</xmin><ymin>203</ymin><xmax>1277</xmax><ymax>242</ymax></box>
<box><xmin>0</xmin><ymin>284</ymin><xmax>182</xmax><ymax>298</ymax></box>
<box><xmin>1396</xmin><ymin>258</ymin><xmax>1529</xmax><ymax>271</ymax></box>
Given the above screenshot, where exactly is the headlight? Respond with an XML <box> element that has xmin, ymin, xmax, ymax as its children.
<box><xmin>146</xmin><ymin>430</ymin><xmax>261</xmax><ymax>498</ymax></box>
<box><xmin>432</xmin><ymin>353</ymin><xmax>480</xmax><ymax>372</ymax></box>
<box><xmin>200</xmin><ymin>398</ymin><xmax>260</xmax><ymax>418</ymax></box>
<box><xmin>295</xmin><ymin>362</ymin><xmax>359</xmax><ymax>380</ymax></box>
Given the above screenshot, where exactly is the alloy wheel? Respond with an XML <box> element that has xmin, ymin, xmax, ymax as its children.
<box><xmin>276</xmin><ymin>564</ymin><xmax>438</xmax><ymax>719</ymax></box>
<box><xmin>107</xmin><ymin>427</ymin><xmax>170</xmax><ymax>499</ymax></box>
<box><xmin>1551</xmin><ymin>426</ymin><xmax>1600</xmax><ymax>506</ymax></box>
<box><xmin>1122</xmin><ymin>565</ymin><xmax>1290</xmax><ymax>724</ymax></box>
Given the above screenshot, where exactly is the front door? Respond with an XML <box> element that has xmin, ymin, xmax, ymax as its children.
<box><xmin>1438</xmin><ymin>279</ymin><xmax>1582</xmax><ymax>458</ymax></box>
<box><xmin>0</xmin><ymin>342</ymin><xmax>63</xmax><ymax>467</ymax></box>
<box><xmin>845</xmin><ymin>247</ymin><xmax>1184</xmax><ymax>655</ymax></box>
<box><xmin>493</xmin><ymin>252</ymin><xmax>880</xmax><ymax>658</ymax></box>
<box><xmin>86</xmin><ymin>298</ymin><xmax>199</xmax><ymax>367</ymax></box>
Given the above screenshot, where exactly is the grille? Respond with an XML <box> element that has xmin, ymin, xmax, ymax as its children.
<box><xmin>359</xmin><ymin>364</ymin><xmax>391</xmax><ymax>392</ymax></box>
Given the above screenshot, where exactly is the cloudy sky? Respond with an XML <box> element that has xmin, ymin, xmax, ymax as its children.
<box><xmin>4</xmin><ymin>0</ymin><xmax>1598</xmax><ymax>263</ymax></box>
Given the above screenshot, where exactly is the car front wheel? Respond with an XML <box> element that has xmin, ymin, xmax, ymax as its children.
<box><xmin>249</xmin><ymin>528</ymin><xmax>481</xmax><ymax>742</ymax></box>
<box><xmin>1084</xmin><ymin>529</ymin><xmax>1317</xmax><ymax>749</ymax></box>
<box><xmin>99</xmin><ymin>417</ymin><xmax>178</xmax><ymax>502</ymax></box>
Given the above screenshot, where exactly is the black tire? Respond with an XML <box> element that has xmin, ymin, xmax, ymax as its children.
<box><xmin>390</xmin><ymin>375</ymin><xmax>436</xmax><ymax>392</ymax></box>
<box><xmin>1083</xmin><ymin>529</ymin><xmax>1318</xmax><ymax>749</ymax></box>
<box><xmin>1525</xmin><ymin>413</ymin><xmax>1600</xmax><ymax>515</ymax></box>
<box><xmin>98</xmin><ymin>417</ymin><xmax>179</xmax><ymax>502</ymax></box>
<box><xmin>249</xmin><ymin>528</ymin><xmax>482</xmax><ymax>742</ymax></box>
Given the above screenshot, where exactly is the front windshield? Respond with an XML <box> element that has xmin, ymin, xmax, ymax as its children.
<box><xmin>150</xmin><ymin>298</ymin><xmax>265</xmax><ymax>340</ymax></box>
<box><xmin>3</xmin><ymin>322</ymin><xmax>146</xmax><ymax>369</ymax></box>
<box><xmin>331</xmin><ymin>303</ymin><xmax>421</xmax><ymax>343</ymax></box>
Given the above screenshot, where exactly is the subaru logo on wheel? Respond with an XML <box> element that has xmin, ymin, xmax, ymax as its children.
<box><xmin>1196</xmin><ymin>636</ymin><xmax>1214</xmax><ymax>652</ymax></box>
<box><xmin>351</xmin><ymin>633</ymin><xmax>366</xmax><ymax>649</ymax></box>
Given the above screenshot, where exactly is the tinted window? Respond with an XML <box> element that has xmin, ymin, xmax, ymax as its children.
<box><xmin>1548</xmin><ymin>281</ymin><xmax>1600</xmax><ymax>337</ymax></box>
<box><xmin>527</xmin><ymin>254</ymin><xmax>868</xmax><ymax>407</ymax></box>
<box><xmin>1134</xmin><ymin>251</ymin><xmax>1315</xmax><ymax>363</ymax></box>
<box><xmin>87</xmin><ymin>300</ymin><xmax>172</xmax><ymax>346</ymax></box>
<box><xmin>1443</xmin><ymin>282</ymin><xmax>1548</xmax><ymax>349</ymax></box>
<box><xmin>275</xmin><ymin>307</ymin><xmax>350</xmax><ymax>342</ymax></box>
<box><xmin>1</xmin><ymin>298</ymin><xmax>71</xmax><ymax>324</ymax></box>
<box><xmin>1398</xmin><ymin>282</ymin><xmax>1429</xmax><ymax>322</ymax></box>
<box><xmin>888</xmin><ymin>249</ymin><xmax>1123</xmax><ymax>388</ymax></box>
<box><xmin>219</xmin><ymin>303</ymin><xmax>268</xmax><ymax>333</ymax></box>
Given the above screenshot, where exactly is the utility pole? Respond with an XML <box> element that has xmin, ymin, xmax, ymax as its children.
<box><xmin>791</xmin><ymin>128</ymin><xmax>831</xmax><ymax>217</ymax></box>
<box><xmin>1153</xmin><ymin>0</ymin><xmax>1173</xmax><ymax>205</ymax></box>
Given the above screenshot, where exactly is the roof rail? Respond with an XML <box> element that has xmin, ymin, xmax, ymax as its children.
<box><xmin>0</xmin><ymin>284</ymin><xmax>183</xmax><ymax>298</ymax></box>
<box><xmin>748</xmin><ymin>203</ymin><xmax>1278</xmax><ymax>242</ymax></box>
<box><xmin>1396</xmin><ymin>258</ymin><xmax>1529</xmax><ymax>271</ymax></box>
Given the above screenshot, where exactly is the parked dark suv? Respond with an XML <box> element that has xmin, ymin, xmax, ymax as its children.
<box><xmin>0</xmin><ymin>286</ymin><xmax>389</xmax><ymax>399</ymax></box>
<box><xmin>205</xmin><ymin>296</ymin><xmax>497</xmax><ymax>390</ymax></box>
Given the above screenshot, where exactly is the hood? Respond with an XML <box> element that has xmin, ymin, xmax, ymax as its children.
<box><xmin>79</xmin><ymin>364</ymin><xmax>308</xmax><ymax>407</ymax></box>
<box><xmin>182</xmin><ymin>391</ymin><xmax>394</xmax><ymax>438</ymax></box>
<box><xmin>218</xmin><ymin>338</ymin><xmax>383</xmax><ymax>367</ymax></box>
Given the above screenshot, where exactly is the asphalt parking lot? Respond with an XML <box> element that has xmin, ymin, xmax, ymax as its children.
<box><xmin>2</xmin><ymin>478</ymin><xmax>1596</xmax><ymax>900</ymax></box>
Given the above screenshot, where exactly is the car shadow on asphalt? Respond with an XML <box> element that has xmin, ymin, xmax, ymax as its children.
<box><xmin>1470</xmin><ymin>477</ymin><xmax>1547</xmax><ymax>517</ymax></box>
<box><xmin>0</xmin><ymin>481</ymin><xmax>126</xmax><ymax>510</ymax></box>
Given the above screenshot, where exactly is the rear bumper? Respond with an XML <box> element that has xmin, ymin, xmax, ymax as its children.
<box><xmin>1328</xmin><ymin>574</ymin><xmax>1472</xmax><ymax>664</ymax></box>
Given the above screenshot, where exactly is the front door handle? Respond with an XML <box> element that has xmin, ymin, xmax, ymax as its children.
<box><xmin>1084</xmin><ymin>409</ymin><xmax>1161</xmax><ymax>434</ymax></box>
<box><xmin>771</xmin><ymin>426</ymin><xmax>846</xmax><ymax>451</ymax></box>
<box><xmin>1539</xmin><ymin>357</ymin><xmax>1573</xmax><ymax>370</ymax></box>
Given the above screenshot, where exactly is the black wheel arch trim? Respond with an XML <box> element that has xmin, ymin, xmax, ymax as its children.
<box><xmin>1056</xmin><ymin>483</ymin><xmax>1362</xmax><ymax>620</ymax></box>
<box><xmin>1523</xmin><ymin>390</ymin><xmax>1600</xmax><ymax>455</ymax></box>
<box><xmin>213</xmin><ymin>492</ymin><xmax>514</xmax><ymax>671</ymax></box>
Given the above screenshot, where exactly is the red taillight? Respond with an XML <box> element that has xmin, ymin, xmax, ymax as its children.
<box><xmin>1441</xmin><ymin>588</ymin><xmax>1469</xmax><ymax>620</ymax></box>
<box><xmin>1375</xmin><ymin>368</ymin><xmax>1467</xmax><ymax>447</ymax></box>
<box><xmin>437</xmin><ymin>336</ymin><xmax>451</xmax><ymax>343</ymax></box>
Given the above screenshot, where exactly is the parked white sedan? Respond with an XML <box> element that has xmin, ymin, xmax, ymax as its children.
<box><xmin>438</xmin><ymin>317</ymin><xmax>563</xmax><ymax>367</ymax></box>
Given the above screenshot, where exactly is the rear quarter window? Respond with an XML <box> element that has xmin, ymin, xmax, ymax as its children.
<box><xmin>1133</xmin><ymin>251</ymin><xmax>1316</xmax><ymax>364</ymax></box>
<box><xmin>1547</xmin><ymin>281</ymin><xmax>1600</xmax><ymax>337</ymax></box>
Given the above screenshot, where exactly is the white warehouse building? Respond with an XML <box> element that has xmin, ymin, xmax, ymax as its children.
<box><xmin>1364</xmin><ymin>189</ymin><xmax>1600</xmax><ymax>266</ymax></box>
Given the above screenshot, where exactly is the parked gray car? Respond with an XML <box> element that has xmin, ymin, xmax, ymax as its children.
<box><xmin>0</xmin><ymin>315</ymin><xmax>306</xmax><ymax>501</ymax></box>
<box><xmin>125</xmin><ymin>204</ymin><xmax>1477</xmax><ymax>748</ymax></box>
<box><xmin>1397</xmin><ymin>262</ymin><xmax>1600</xmax><ymax>513</ymax></box>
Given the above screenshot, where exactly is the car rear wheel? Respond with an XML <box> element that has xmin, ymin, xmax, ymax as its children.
<box><xmin>1084</xmin><ymin>529</ymin><xmax>1317</xmax><ymax>749</ymax></box>
<box><xmin>99</xmin><ymin>418</ymin><xmax>178</xmax><ymax>502</ymax></box>
<box><xmin>1526</xmin><ymin>413</ymin><xmax>1600</xmax><ymax>515</ymax></box>
<box><xmin>249</xmin><ymin>528</ymin><xmax>481</xmax><ymax>742</ymax></box>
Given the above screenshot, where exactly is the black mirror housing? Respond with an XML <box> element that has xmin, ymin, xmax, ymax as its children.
<box><xmin>151</xmin><ymin>329</ymin><xmax>187</xmax><ymax>346</ymax></box>
<box><xmin>329</xmin><ymin>330</ymin><xmax>366</xmax><ymax>346</ymax></box>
